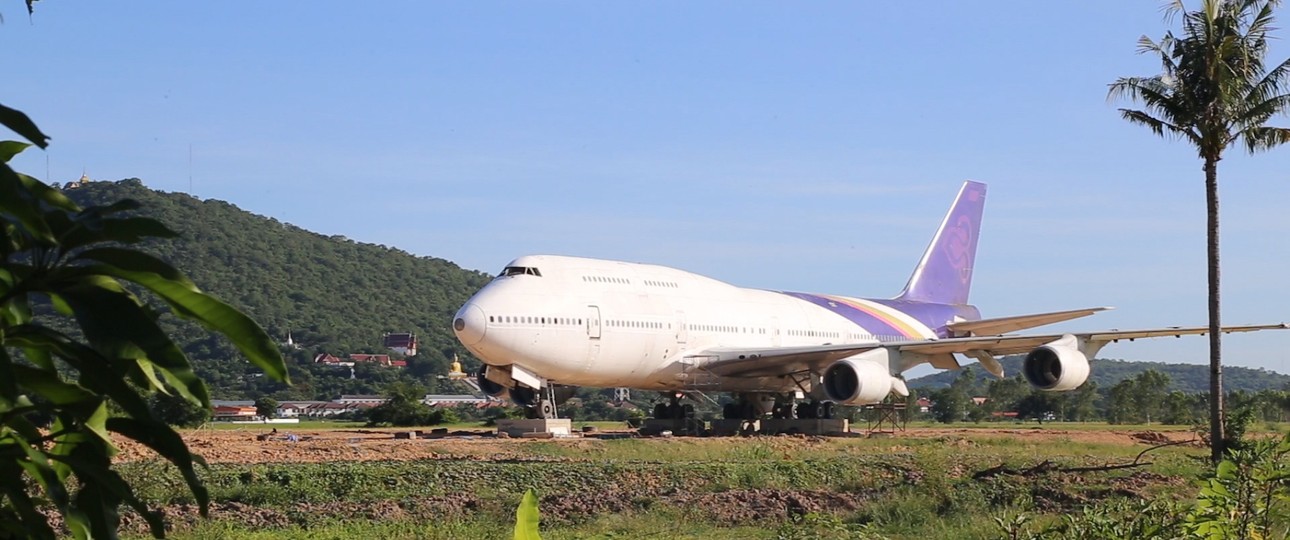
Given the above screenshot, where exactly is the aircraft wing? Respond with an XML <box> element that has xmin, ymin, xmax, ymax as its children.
<box><xmin>944</xmin><ymin>307</ymin><xmax>1111</xmax><ymax>336</ymax></box>
<box><xmin>696</xmin><ymin>323</ymin><xmax>1288</xmax><ymax>378</ymax></box>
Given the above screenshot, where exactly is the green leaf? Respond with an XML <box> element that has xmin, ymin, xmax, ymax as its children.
<box><xmin>50</xmin><ymin>451</ymin><xmax>166</xmax><ymax>538</ymax></box>
<box><xmin>0</xmin><ymin>347</ymin><xmax>20</xmax><ymax>400</ymax></box>
<box><xmin>23</xmin><ymin>343</ymin><xmax>57</xmax><ymax>371</ymax></box>
<box><xmin>132</xmin><ymin>358</ymin><xmax>170</xmax><ymax>396</ymax></box>
<box><xmin>514</xmin><ymin>489</ymin><xmax>542</xmax><ymax>540</ymax></box>
<box><xmin>58</xmin><ymin>275</ymin><xmax>211</xmax><ymax>404</ymax></box>
<box><xmin>10</xmin><ymin>364</ymin><xmax>96</xmax><ymax>405</ymax></box>
<box><xmin>0</xmin><ymin>458</ymin><xmax>58</xmax><ymax>540</ymax></box>
<box><xmin>0</xmin><ymin>141</ymin><xmax>30</xmax><ymax>163</ymax></box>
<box><xmin>4</xmin><ymin>291</ymin><xmax>31</xmax><ymax>326</ymax></box>
<box><xmin>46</xmin><ymin>291</ymin><xmax>72</xmax><ymax>317</ymax></box>
<box><xmin>74</xmin><ymin>248</ymin><xmax>196</xmax><ymax>288</ymax></box>
<box><xmin>5</xmin><ymin>325</ymin><xmax>156</xmax><ymax>420</ymax></box>
<box><xmin>60</xmin><ymin>216</ymin><xmax>177</xmax><ymax>251</ymax></box>
<box><xmin>82</xmin><ymin>401</ymin><xmax>116</xmax><ymax>454</ymax></box>
<box><xmin>1215</xmin><ymin>460</ymin><xmax>1238</xmax><ymax>480</ymax></box>
<box><xmin>0</xmin><ymin>103</ymin><xmax>50</xmax><ymax>149</ymax></box>
<box><xmin>107</xmin><ymin>417</ymin><xmax>210</xmax><ymax>517</ymax></box>
<box><xmin>78</xmin><ymin>263</ymin><xmax>288</xmax><ymax>383</ymax></box>
<box><xmin>0</xmin><ymin>163</ymin><xmax>54</xmax><ymax>242</ymax></box>
<box><xmin>17</xmin><ymin>172</ymin><xmax>78</xmax><ymax>212</ymax></box>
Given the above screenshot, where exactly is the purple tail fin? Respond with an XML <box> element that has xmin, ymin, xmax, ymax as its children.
<box><xmin>895</xmin><ymin>181</ymin><xmax>986</xmax><ymax>305</ymax></box>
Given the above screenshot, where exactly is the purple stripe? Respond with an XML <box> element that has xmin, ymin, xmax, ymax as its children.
<box><xmin>872</xmin><ymin>299</ymin><xmax>982</xmax><ymax>339</ymax></box>
<box><xmin>780</xmin><ymin>291</ymin><xmax>909</xmax><ymax>338</ymax></box>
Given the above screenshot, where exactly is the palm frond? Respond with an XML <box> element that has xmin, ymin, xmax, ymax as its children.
<box><xmin>1245</xmin><ymin>53</ymin><xmax>1290</xmax><ymax>102</ymax></box>
<box><xmin>1162</xmin><ymin>0</ymin><xmax>1187</xmax><ymax>24</ymax></box>
<box><xmin>1138</xmin><ymin>33</ymin><xmax>1181</xmax><ymax>74</ymax></box>
<box><xmin>1244</xmin><ymin>0</ymin><xmax>1279</xmax><ymax>38</ymax></box>
<box><xmin>1119</xmin><ymin>108</ymin><xmax>1200</xmax><ymax>146</ymax></box>
<box><xmin>1108</xmin><ymin>77</ymin><xmax>1194</xmax><ymax>126</ymax></box>
<box><xmin>1113</xmin><ymin>0</ymin><xmax>1290</xmax><ymax>159</ymax></box>
<box><xmin>1240</xmin><ymin>125</ymin><xmax>1290</xmax><ymax>152</ymax></box>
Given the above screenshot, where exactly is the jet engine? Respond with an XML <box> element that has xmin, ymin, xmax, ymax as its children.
<box><xmin>822</xmin><ymin>352</ymin><xmax>908</xmax><ymax>405</ymax></box>
<box><xmin>509</xmin><ymin>385</ymin><xmax>539</xmax><ymax>407</ymax></box>
<box><xmin>1022</xmin><ymin>335</ymin><xmax>1091</xmax><ymax>392</ymax></box>
<box><xmin>477</xmin><ymin>367</ymin><xmax>510</xmax><ymax>398</ymax></box>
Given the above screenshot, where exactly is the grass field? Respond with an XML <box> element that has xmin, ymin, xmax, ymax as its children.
<box><xmin>111</xmin><ymin>422</ymin><xmax>1240</xmax><ymax>539</ymax></box>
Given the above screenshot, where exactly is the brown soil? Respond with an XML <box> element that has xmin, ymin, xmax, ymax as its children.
<box><xmin>115</xmin><ymin>426</ymin><xmax>1201</xmax><ymax>465</ymax></box>
<box><xmin>100</xmin><ymin>425</ymin><xmax>1203</xmax><ymax>535</ymax></box>
<box><xmin>116</xmin><ymin>487</ymin><xmax>873</xmax><ymax>535</ymax></box>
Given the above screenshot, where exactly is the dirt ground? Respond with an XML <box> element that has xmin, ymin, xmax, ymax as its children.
<box><xmin>115</xmin><ymin>425</ymin><xmax>1201</xmax><ymax>465</ymax></box>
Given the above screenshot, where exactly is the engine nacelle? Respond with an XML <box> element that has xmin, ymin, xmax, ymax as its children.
<box><xmin>477</xmin><ymin>367</ymin><xmax>510</xmax><ymax>398</ymax></box>
<box><xmin>509</xmin><ymin>385</ymin><xmax>539</xmax><ymax>407</ymax></box>
<box><xmin>1022</xmin><ymin>334</ymin><xmax>1091</xmax><ymax>392</ymax></box>
<box><xmin>822</xmin><ymin>354</ymin><xmax>903</xmax><ymax>405</ymax></box>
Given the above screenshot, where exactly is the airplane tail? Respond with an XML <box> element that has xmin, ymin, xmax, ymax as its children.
<box><xmin>895</xmin><ymin>181</ymin><xmax>986</xmax><ymax>306</ymax></box>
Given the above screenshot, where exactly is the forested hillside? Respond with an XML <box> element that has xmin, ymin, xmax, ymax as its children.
<box><xmin>62</xmin><ymin>179</ymin><xmax>493</xmax><ymax>400</ymax></box>
<box><xmin>907</xmin><ymin>355</ymin><xmax>1290</xmax><ymax>393</ymax></box>
<box><xmin>54</xmin><ymin>179</ymin><xmax>1288</xmax><ymax>403</ymax></box>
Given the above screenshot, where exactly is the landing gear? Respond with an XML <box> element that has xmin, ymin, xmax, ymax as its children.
<box><xmin>721</xmin><ymin>397</ymin><xmax>760</xmax><ymax>420</ymax></box>
<box><xmin>721</xmin><ymin>402</ymin><xmax>752</xmax><ymax>420</ymax></box>
<box><xmin>794</xmin><ymin>400</ymin><xmax>834</xmax><ymax>420</ymax></box>
<box><xmin>513</xmin><ymin>385</ymin><xmax>560</xmax><ymax>419</ymax></box>
<box><xmin>653</xmin><ymin>393</ymin><xmax>694</xmax><ymax>420</ymax></box>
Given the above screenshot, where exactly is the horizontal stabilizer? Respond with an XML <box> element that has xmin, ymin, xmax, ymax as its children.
<box><xmin>946</xmin><ymin>307</ymin><xmax>1111</xmax><ymax>336</ymax></box>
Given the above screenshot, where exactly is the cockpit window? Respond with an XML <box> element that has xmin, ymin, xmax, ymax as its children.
<box><xmin>500</xmin><ymin>266</ymin><xmax>542</xmax><ymax>277</ymax></box>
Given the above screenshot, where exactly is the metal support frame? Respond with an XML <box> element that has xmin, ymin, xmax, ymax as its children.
<box><xmin>543</xmin><ymin>385</ymin><xmax>559</xmax><ymax>419</ymax></box>
<box><xmin>864</xmin><ymin>401</ymin><xmax>907</xmax><ymax>434</ymax></box>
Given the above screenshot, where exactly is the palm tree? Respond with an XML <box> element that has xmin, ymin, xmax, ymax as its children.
<box><xmin>1109</xmin><ymin>0</ymin><xmax>1290</xmax><ymax>461</ymax></box>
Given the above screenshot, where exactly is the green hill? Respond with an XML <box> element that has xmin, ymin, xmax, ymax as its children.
<box><xmin>61</xmin><ymin>178</ymin><xmax>492</xmax><ymax>400</ymax></box>
<box><xmin>907</xmin><ymin>355</ymin><xmax>1290</xmax><ymax>393</ymax></box>
<box><xmin>49</xmin><ymin>178</ymin><xmax>1289</xmax><ymax>402</ymax></box>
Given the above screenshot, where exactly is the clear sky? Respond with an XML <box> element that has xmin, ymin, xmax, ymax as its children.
<box><xmin>5</xmin><ymin>2</ymin><xmax>1289</xmax><ymax>377</ymax></box>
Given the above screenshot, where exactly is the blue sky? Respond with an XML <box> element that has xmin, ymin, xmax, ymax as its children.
<box><xmin>5</xmin><ymin>2</ymin><xmax>1289</xmax><ymax>377</ymax></box>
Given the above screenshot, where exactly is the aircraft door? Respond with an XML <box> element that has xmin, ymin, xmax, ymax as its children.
<box><xmin>675</xmin><ymin>311</ymin><xmax>688</xmax><ymax>345</ymax></box>
<box><xmin>770</xmin><ymin>317</ymin><xmax>782</xmax><ymax>347</ymax></box>
<box><xmin>586</xmin><ymin>305</ymin><xmax>602</xmax><ymax>339</ymax></box>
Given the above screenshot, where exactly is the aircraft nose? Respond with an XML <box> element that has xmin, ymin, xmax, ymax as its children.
<box><xmin>453</xmin><ymin>303</ymin><xmax>488</xmax><ymax>346</ymax></box>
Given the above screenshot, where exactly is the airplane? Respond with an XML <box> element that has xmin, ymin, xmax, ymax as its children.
<box><xmin>452</xmin><ymin>181</ymin><xmax>1287</xmax><ymax>420</ymax></box>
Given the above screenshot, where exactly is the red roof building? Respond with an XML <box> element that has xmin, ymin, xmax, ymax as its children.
<box><xmin>213</xmin><ymin>405</ymin><xmax>257</xmax><ymax>420</ymax></box>
<box><xmin>350</xmin><ymin>354</ymin><xmax>405</xmax><ymax>367</ymax></box>
<box><xmin>383</xmin><ymin>333</ymin><xmax>418</xmax><ymax>356</ymax></box>
<box><xmin>313</xmin><ymin>353</ymin><xmax>352</xmax><ymax>366</ymax></box>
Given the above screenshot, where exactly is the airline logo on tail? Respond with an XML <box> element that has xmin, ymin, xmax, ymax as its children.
<box><xmin>898</xmin><ymin>181</ymin><xmax>985</xmax><ymax>306</ymax></box>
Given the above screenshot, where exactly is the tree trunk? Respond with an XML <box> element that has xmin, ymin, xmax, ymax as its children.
<box><xmin>1205</xmin><ymin>157</ymin><xmax>1225</xmax><ymax>462</ymax></box>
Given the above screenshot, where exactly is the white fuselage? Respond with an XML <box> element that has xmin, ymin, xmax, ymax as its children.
<box><xmin>454</xmin><ymin>255</ymin><xmax>959</xmax><ymax>393</ymax></box>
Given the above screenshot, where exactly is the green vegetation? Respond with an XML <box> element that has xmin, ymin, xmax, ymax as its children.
<box><xmin>364</xmin><ymin>382</ymin><xmax>458</xmax><ymax>427</ymax></box>
<box><xmin>0</xmin><ymin>134</ymin><xmax>287</xmax><ymax>535</ymax></box>
<box><xmin>906</xmin><ymin>367</ymin><xmax>1290</xmax><ymax>429</ymax></box>
<box><xmin>909</xmin><ymin>356</ymin><xmax>1290</xmax><ymax>393</ymax></box>
<box><xmin>1110</xmin><ymin>0</ymin><xmax>1290</xmax><ymax>460</ymax></box>
<box><xmin>1004</xmin><ymin>434</ymin><xmax>1290</xmax><ymax>539</ymax></box>
<box><xmin>108</xmin><ymin>431</ymin><xmax>1267</xmax><ymax>540</ymax></box>
<box><xmin>514</xmin><ymin>489</ymin><xmax>541</xmax><ymax>540</ymax></box>
<box><xmin>47</xmin><ymin>179</ymin><xmax>1290</xmax><ymax>429</ymax></box>
<box><xmin>56</xmin><ymin>179</ymin><xmax>491</xmax><ymax>401</ymax></box>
